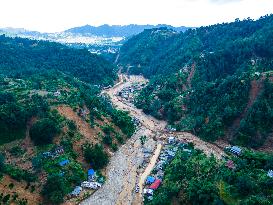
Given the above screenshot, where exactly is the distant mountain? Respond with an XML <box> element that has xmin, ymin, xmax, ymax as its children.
<box><xmin>0</xmin><ymin>24</ymin><xmax>190</xmax><ymax>57</ymax></box>
<box><xmin>65</xmin><ymin>24</ymin><xmax>190</xmax><ymax>37</ymax></box>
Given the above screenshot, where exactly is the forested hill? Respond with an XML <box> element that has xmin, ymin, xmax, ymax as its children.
<box><xmin>119</xmin><ymin>15</ymin><xmax>273</xmax><ymax>148</ymax></box>
<box><xmin>0</xmin><ymin>34</ymin><xmax>136</xmax><ymax>204</ymax></box>
<box><xmin>118</xmin><ymin>15</ymin><xmax>273</xmax><ymax>78</ymax></box>
<box><xmin>0</xmin><ymin>35</ymin><xmax>116</xmax><ymax>85</ymax></box>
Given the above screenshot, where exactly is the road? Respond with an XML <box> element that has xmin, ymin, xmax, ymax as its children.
<box><xmin>80</xmin><ymin>74</ymin><xmax>225</xmax><ymax>205</ymax></box>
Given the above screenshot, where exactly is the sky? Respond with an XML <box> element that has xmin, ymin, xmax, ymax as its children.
<box><xmin>0</xmin><ymin>0</ymin><xmax>272</xmax><ymax>32</ymax></box>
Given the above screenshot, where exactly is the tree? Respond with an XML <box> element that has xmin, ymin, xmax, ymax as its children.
<box><xmin>29</xmin><ymin>118</ymin><xmax>59</xmax><ymax>145</ymax></box>
<box><xmin>103</xmin><ymin>135</ymin><xmax>112</xmax><ymax>146</ymax></box>
<box><xmin>84</xmin><ymin>144</ymin><xmax>109</xmax><ymax>169</ymax></box>
<box><xmin>42</xmin><ymin>175</ymin><xmax>70</xmax><ymax>204</ymax></box>
<box><xmin>140</xmin><ymin>135</ymin><xmax>147</xmax><ymax>146</ymax></box>
<box><xmin>0</xmin><ymin>153</ymin><xmax>5</xmax><ymax>171</ymax></box>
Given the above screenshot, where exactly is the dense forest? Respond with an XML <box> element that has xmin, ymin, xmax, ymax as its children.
<box><xmin>0</xmin><ymin>35</ymin><xmax>116</xmax><ymax>85</ymax></box>
<box><xmin>119</xmin><ymin>14</ymin><xmax>273</xmax><ymax>148</ymax></box>
<box><xmin>147</xmin><ymin>145</ymin><xmax>273</xmax><ymax>205</ymax></box>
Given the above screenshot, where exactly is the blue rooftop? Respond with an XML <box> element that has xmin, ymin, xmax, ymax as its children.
<box><xmin>59</xmin><ymin>159</ymin><xmax>70</xmax><ymax>166</ymax></box>
<box><xmin>230</xmin><ymin>146</ymin><xmax>242</xmax><ymax>154</ymax></box>
<box><xmin>71</xmin><ymin>186</ymin><xmax>82</xmax><ymax>196</ymax></box>
<box><xmin>88</xmin><ymin>169</ymin><xmax>95</xmax><ymax>176</ymax></box>
<box><xmin>146</xmin><ymin>176</ymin><xmax>155</xmax><ymax>184</ymax></box>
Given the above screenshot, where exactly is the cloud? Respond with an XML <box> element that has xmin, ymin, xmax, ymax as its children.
<box><xmin>0</xmin><ymin>0</ymin><xmax>271</xmax><ymax>32</ymax></box>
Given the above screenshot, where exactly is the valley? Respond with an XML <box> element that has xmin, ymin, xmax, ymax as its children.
<box><xmin>81</xmin><ymin>73</ymin><xmax>227</xmax><ymax>205</ymax></box>
<box><xmin>0</xmin><ymin>13</ymin><xmax>273</xmax><ymax>205</ymax></box>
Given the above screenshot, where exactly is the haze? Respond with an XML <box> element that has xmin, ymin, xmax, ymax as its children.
<box><xmin>0</xmin><ymin>0</ymin><xmax>272</xmax><ymax>32</ymax></box>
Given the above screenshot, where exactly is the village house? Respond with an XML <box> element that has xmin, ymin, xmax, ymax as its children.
<box><xmin>229</xmin><ymin>146</ymin><xmax>242</xmax><ymax>156</ymax></box>
<box><xmin>268</xmin><ymin>170</ymin><xmax>273</xmax><ymax>178</ymax></box>
<box><xmin>88</xmin><ymin>169</ymin><xmax>96</xmax><ymax>181</ymax></box>
<box><xmin>59</xmin><ymin>159</ymin><xmax>70</xmax><ymax>167</ymax></box>
<box><xmin>70</xmin><ymin>186</ymin><xmax>82</xmax><ymax>197</ymax></box>
<box><xmin>146</xmin><ymin>176</ymin><xmax>155</xmax><ymax>185</ymax></box>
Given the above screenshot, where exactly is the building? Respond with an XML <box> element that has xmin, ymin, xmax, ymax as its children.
<box><xmin>71</xmin><ymin>186</ymin><xmax>82</xmax><ymax>197</ymax></box>
<box><xmin>42</xmin><ymin>152</ymin><xmax>53</xmax><ymax>158</ymax></box>
<box><xmin>59</xmin><ymin>159</ymin><xmax>70</xmax><ymax>166</ymax></box>
<box><xmin>168</xmin><ymin>136</ymin><xmax>175</xmax><ymax>144</ymax></box>
<box><xmin>143</xmin><ymin>188</ymin><xmax>154</xmax><ymax>196</ymax></box>
<box><xmin>146</xmin><ymin>176</ymin><xmax>155</xmax><ymax>184</ymax></box>
<box><xmin>226</xmin><ymin>160</ymin><xmax>235</xmax><ymax>169</ymax></box>
<box><xmin>55</xmin><ymin>146</ymin><xmax>64</xmax><ymax>155</ymax></box>
<box><xmin>54</xmin><ymin>90</ymin><xmax>61</xmax><ymax>97</ymax></box>
<box><xmin>268</xmin><ymin>170</ymin><xmax>273</xmax><ymax>178</ymax></box>
<box><xmin>230</xmin><ymin>146</ymin><xmax>242</xmax><ymax>155</ymax></box>
<box><xmin>88</xmin><ymin>169</ymin><xmax>95</xmax><ymax>176</ymax></box>
<box><xmin>149</xmin><ymin>179</ymin><xmax>161</xmax><ymax>190</ymax></box>
<box><xmin>88</xmin><ymin>169</ymin><xmax>96</xmax><ymax>181</ymax></box>
<box><xmin>81</xmin><ymin>181</ymin><xmax>102</xmax><ymax>189</ymax></box>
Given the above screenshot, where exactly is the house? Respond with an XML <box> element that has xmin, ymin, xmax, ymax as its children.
<box><xmin>165</xmin><ymin>126</ymin><xmax>177</xmax><ymax>132</ymax></box>
<box><xmin>88</xmin><ymin>169</ymin><xmax>96</xmax><ymax>181</ymax></box>
<box><xmin>226</xmin><ymin>160</ymin><xmax>235</xmax><ymax>169</ymax></box>
<box><xmin>183</xmin><ymin>148</ymin><xmax>192</xmax><ymax>153</ymax></box>
<box><xmin>156</xmin><ymin>170</ymin><xmax>164</xmax><ymax>180</ymax></box>
<box><xmin>59</xmin><ymin>159</ymin><xmax>70</xmax><ymax>166</ymax></box>
<box><xmin>168</xmin><ymin>136</ymin><xmax>175</xmax><ymax>144</ymax></box>
<box><xmin>146</xmin><ymin>176</ymin><xmax>155</xmax><ymax>184</ymax></box>
<box><xmin>230</xmin><ymin>146</ymin><xmax>242</xmax><ymax>156</ymax></box>
<box><xmin>42</xmin><ymin>152</ymin><xmax>53</xmax><ymax>158</ymax></box>
<box><xmin>71</xmin><ymin>186</ymin><xmax>82</xmax><ymax>197</ymax></box>
<box><xmin>150</xmin><ymin>179</ymin><xmax>161</xmax><ymax>190</ymax></box>
<box><xmin>79</xmin><ymin>108</ymin><xmax>88</xmax><ymax>118</ymax></box>
<box><xmin>147</xmin><ymin>196</ymin><xmax>153</xmax><ymax>201</ymax></box>
<box><xmin>143</xmin><ymin>188</ymin><xmax>154</xmax><ymax>196</ymax></box>
<box><xmin>167</xmin><ymin>150</ymin><xmax>176</xmax><ymax>157</ymax></box>
<box><xmin>54</xmin><ymin>90</ymin><xmax>61</xmax><ymax>97</ymax></box>
<box><xmin>268</xmin><ymin>170</ymin><xmax>273</xmax><ymax>178</ymax></box>
<box><xmin>88</xmin><ymin>169</ymin><xmax>95</xmax><ymax>176</ymax></box>
<box><xmin>81</xmin><ymin>181</ymin><xmax>102</xmax><ymax>189</ymax></box>
<box><xmin>54</xmin><ymin>146</ymin><xmax>64</xmax><ymax>155</ymax></box>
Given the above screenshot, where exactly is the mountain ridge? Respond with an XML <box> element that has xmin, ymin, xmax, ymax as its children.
<box><xmin>65</xmin><ymin>24</ymin><xmax>190</xmax><ymax>37</ymax></box>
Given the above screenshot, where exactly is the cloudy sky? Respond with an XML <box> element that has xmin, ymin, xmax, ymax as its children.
<box><xmin>0</xmin><ymin>0</ymin><xmax>272</xmax><ymax>32</ymax></box>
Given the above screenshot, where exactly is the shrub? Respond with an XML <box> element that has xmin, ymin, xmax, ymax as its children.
<box><xmin>32</xmin><ymin>156</ymin><xmax>43</xmax><ymax>172</ymax></box>
<box><xmin>10</xmin><ymin>146</ymin><xmax>25</xmax><ymax>157</ymax></box>
<box><xmin>67</xmin><ymin>120</ymin><xmax>76</xmax><ymax>131</ymax></box>
<box><xmin>0</xmin><ymin>153</ymin><xmax>5</xmax><ymax>171</ymax></box>
<box><xmin>103</xmin><ymin>135</ymin><xmax>112</xmax><ymax>145</ymax></box>
<box><xmin>115</xmin><ymin>134</ymin><xmax>124</xmax><ymax>144</ymax></box>
<box><xmin>2</xmin><ymin>194</ymin><xmax>10</xmax><ymax>203</ymax></box>
<box><xmin>111</xmin><ymin>143</ymin><xmax>118</xmax><ymax>152</ymax></box>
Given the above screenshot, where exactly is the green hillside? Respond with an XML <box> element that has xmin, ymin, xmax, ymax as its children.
<box><xmin>0</xmin><ymin>35</ymin><xmax>116</xmax><ymax>85</ymax></box>
<box><xmin>119</xmin><ymin>15</ymin><xmax>273</xmax><ymax>148</ymax></box>
<box><xmin>0</xmin><ymin>36</ymin><xmax>135</xmax><ymax>204</ymax></box>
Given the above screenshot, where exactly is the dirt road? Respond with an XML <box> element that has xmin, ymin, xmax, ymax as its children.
<box><xmin>81</xmin><ymin>74</ymin><xmax>225</xmax><ymax>205</ymax></box>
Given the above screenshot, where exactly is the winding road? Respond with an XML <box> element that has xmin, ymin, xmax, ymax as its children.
<box><xmin>80</xmin><ymin>74</ymin><xmax>225</xmax><ymax>205</ymax></box>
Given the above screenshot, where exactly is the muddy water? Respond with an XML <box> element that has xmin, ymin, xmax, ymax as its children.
<box><xmin>81</xmin><ymin>74</ymin><xmax>226</xmax><ymax>205</ymax></box>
